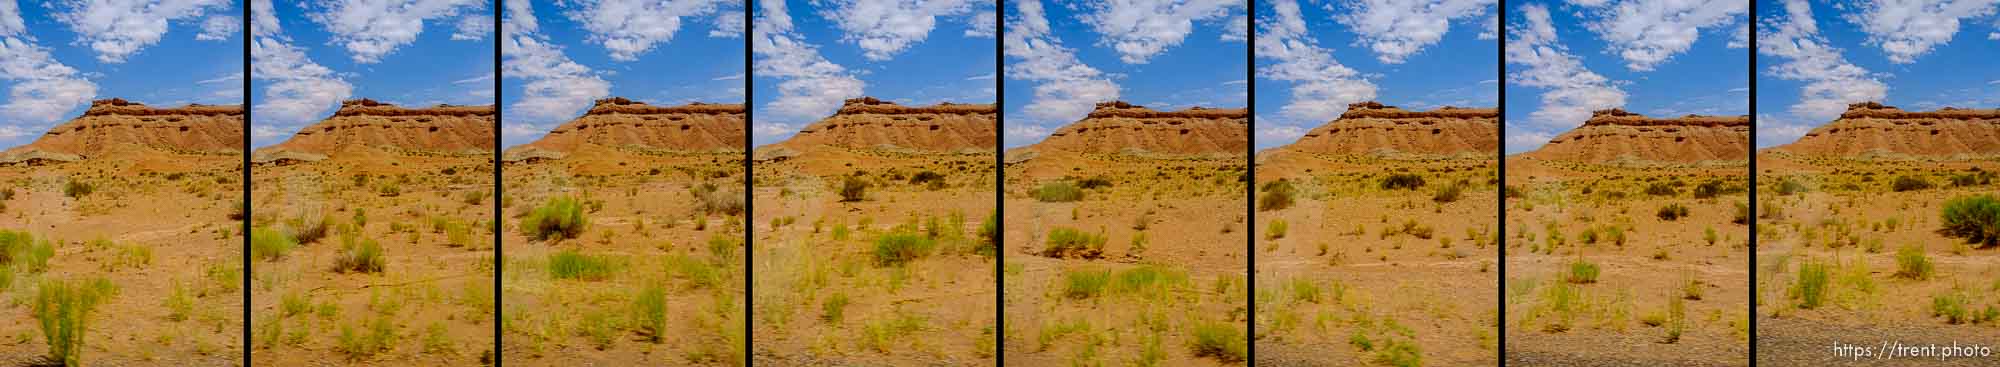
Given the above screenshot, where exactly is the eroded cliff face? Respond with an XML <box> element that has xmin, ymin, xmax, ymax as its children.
<box><xmin>0</xmin><ymin>98</ymin><xmax>243</xmax><ymax>163</ymax></box>
<box><xmin>253</xmin><ymin>99</ymin><xmax>494</xmax><ymax>163</ymax></box>
<box><xmin>1768</xmin><ymin>102</ymin><xmax>2000</xmax><ymax>157</ymax></box>
<box><xmin>775</xmin><ymin>97</ymin><xmax>995</xmax><ymax>150</ymax></box>
<box><xmin>1278</xmin><ymin>101</ymin><xmax>1497</xmax><ymax>156</ymax></box>
<box><xmin>1523</xmin><ymin>109</ymin><xmax>1750</xmax><ymax>163</ymax></box>
<box><xmin>504</xmin><ymin>97</ymin><xmax>744</xmax><ymax>161</ymax></box>
<box><xmin>1015</xmin><ymin>101</ymin><xmax>1248</xmax><ymax>157</ymax></box>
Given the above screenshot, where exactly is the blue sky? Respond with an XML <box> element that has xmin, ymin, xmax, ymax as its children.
<box><xmin>502</xmin><ymin>0</ymin><xmax>743</xmax><ymax>147</ymax></box>
<box><xmin>752</xmin><ymin>0</ymin><xmax>996</xmax><ymax>147</ymax></box>
<box><xmin>1503</xmin><ymin>0</ymin><xmax>1749</xmax><ymax>154</ymax></box>
<box><xmin>1756</xmin><ymin>0</ymin><xmax>2000</xmax><ymax>148</ymax></box>
<box><xmin>1255</xmin><ymin>0</ymin><xmax>1497</xmax><ymax>150</ymax></box>
<box><xmin>251</xmin><ymin>0</ymin><xmax>493</xmax><ymax>148</ymax></box>
<box><xmin>1001</xmin><ymin>0</ymin><xmax>1245</xmax><ymax>148</ymax></box>
<box><xmin>0</xmin><ymin>0</ymin><xmax>242</xmax><ymax>149</ymax></box>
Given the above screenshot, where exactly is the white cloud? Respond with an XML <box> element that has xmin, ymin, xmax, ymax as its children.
<box><xmin>1506</xmin><ymin>3</ymin><xmax>1625</xmax><ymax>129</ymax></box>
<box><xmin>453</xmin><ymin>72</ymin><xmax>493</xmax><ymax>84</ymax></box>
<box><xmin>1844</xmin><ymin>0</ymin><xmax>1999</xmax><ymax>64</ymax></box>
<box><xmin>0</xmin><ymin>4</ymin><xmax>97</xmax><ymax>126</ymax></box>
<box><xmin>1080</xmin><ymin>0</ymin><xmax>1243</xmax><ymax>64</ymax></box>
<box><xmin>504</xmin><ymin>0</ymin><xmax>612</xmax><ymax>123</ymax></box>
<box><xmin>1505</xmin><ymin>130</ymin><xmax>1554</xmax><ymax>153</ymax></box>
<box><xmin>1258</xmin><ymin>0</ymin><xmax>1374</xmax><ymax>123</ymax></box>
<box><xmin>197</xmin><ymin>15</ymin><xmax>239</xmax><ymax>41</ymax></box>
<box><xmin>1759</xmin><ymin>0</ymin><xmax>1887</xmax><ymax>121</ymax></box>
<box><xmin>1258</xmin><ymin>122</ymin><xmax>1307</xmax><ymax>142</ymax></box>
<box><xmin>503</xmin><ymin>123</ymin><xmax>547</xmax><ymax>138</ymax></box>
<box><xmin>252</xmin><ymin>0</ymin><xmax>280</xmax><ymax>36</ymax></box>
<box><xmin>966</xmin><ymin>73</ymin><xmax>994</xmax><ymax>80</ymax></box>
<box><xmin>714</xmin><ymin>73</ymin><xmax>744</xmax><ymax>80</ymax></box>
<box><xmin>711</xmin><ymin>11</ymin><xmax>743</xmax><ymax>38</ymax></box>
<box><xmin>1728</xmin><ymin>22</ymin><xmax>1748</xmax><ymax>48</ymax></box>
<box><xmin>453</xmin><ymin>14</ymin><xmax>492</xmax><ymax>40</ymax></box>
<box><xmin>1574</xmin><ymin>0</ymin><xmax>1746</xmax><ymax>71</ymax></box>
<box><xmin>1007</xmin><ymin>0</ymin><xmax>1118</xmax><ymax>123</ymax></box>
<box><xmin>251</xmin><ymin>125</ymin><xmax>291</xmax><ymax>139</ymax></box>
<box><xmin>1220</xmin><ymin>14</ymin><xmax>1246</xmax><ymax>41</ymax></box>
<box><xmin>967</xmin><ymin>10</ymin><xmax>996</xmax><ymax>38</ymax></box>
<box><xmin>1756</xmin><ymin>113</ymin><xmax>1815</xmax><ymax>148</ymax></box>
<box><xmin>50</xmin><ymin>0</ymin><xmax>232</xmax><ymax>62</ymax></box>
<box><xmin>753</xmin><ymin>121</ymin><xmax>796</xmax><ymax>138</ymax></box>
<box><xmin>814</xmin><ymin>0</ymin><xmax>982</xmax><ymax>61</ymax></box>
<box><xmin>561</xmin><ymin>0</ymin><xmax>732</xmax><ymax>61</ymax></box>
<box><xmin>756</xmin><ymin>0</ymin><xmax>864</xmax><ymax>120</ymax></box>
<box><xmin>252</xmin><ymin>37</ymin><xmax>353</xmax><ymax>125</ymax></box>
<box><xmin>308</xmin><ymin>0</ymin><xmax>486</xmax><ymax>63</ymax></box>
<box><xmin>1477</xmin><ymin>13</ymin><xmax>1497</xmax><ymax>40</ymax></box>
<box><xmin>1335</xmin><ymin>0</ymin><xmax>1494</xmax><ymax>64</ymax></box>
<box><xmin>1004</xmin><ymin>124</ymin><xmax>1049</xmax><ymax>139</ymax></box>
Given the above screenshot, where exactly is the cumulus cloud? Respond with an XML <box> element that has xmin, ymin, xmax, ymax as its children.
<box><xmin>1335</xmin><ymin>0</ymin><xmax>1494</xmax><ymax>64</ymax></box>
<box><xmin>967</xmin><ymin>10</ymin><xmax>996</xmax><ymax>38</ymax></box>
<box><xmin>1571</xmin><ymin>0</ymin><xmax>1745</xmax><ymax>71</ymax></box>
<box><xmin>1004</xmin><ymin>124</ymin><xmax>1049</xmax><ymax>140</ymax></box>
<box><xmin>813</xmin><ymin>0</ymin><xmax>985</xmax><ymax>61</ymax></box>
<box><xmin>1080</xmin><ymin>0</ymin><xmax>1243</xmax><ymax>64</ymax></box>
<box><xmin>1505</xmin><ymin>3</ymin><xmax>1625</xmax><ymax>129</ymax></box>
<box><xmin>1257</xmin><ymin>121</ymin><xmax>1308</xmax><ymax>142</ymax></box>
<box><xmin>1756</xmin><ymin>113</ymin><xmax>1816</xmax><ymax>148</ymax></box>
<box><xmin>1759</xmin><ymin>0</ymin><xmax>1886</xmax><ymax>121</ymax></box>
<box><xmin>752</xmin><ymin>121</ymin><xmax>797</xmax><ymax>139</ymax></box>
<box><xmin>252</xmin><ymin>37</ymin><xmax>353</xmax><ymax>126</ymax></box>
<box><xmin>453</xmin><ymin>14</ymin><xmax>492</xmax><ymax>40</ymax></box>
<box><xmin>308</xmin><ymin>0</ymin><xmax>486</xmax><ymax>63</ymax></box>
<box><xmin>711</xmin><ymin>11</ymin><xmax>743</xmax><ymax>38</ymax></box>
<box><xmin>1258</xmin><ymin>0</ymin><xmax>1374</xmax><ymax>123</ymax></box>
<box><xmin>50</xmin><ymin>0</ymin><xmax>232</xmax><ymax>62</ymax></box>
<box><xmin>1843</xmin><ymin>0</ymin><xmax>1998</xmax><ymax>64</ymax></box>
<box><xmin>755</xmin><ymin>0</ymin><xmax>864</xmax><ymax>121</ymax></box>
<box><xmin>1006</xmin><ymin>0</ymin><xmax>1118</xmax><ymax>124</ymax></box>
<box><xmin>1220</xmin><ymin>14</ymin><xmax>1246</xmax><ymax>41</ymax></box>
<box><xmin>197</xmin><ymin>15</ymin><xmax>239</xmax><ymax>41</ymax></box>
<box><xmin>0</xmin><ymin>5</ymin><xmax>96</xmax><ymax>127</ymax></box>
<box><xmin>504</xmin><ymin>0</ymin><xmax>612</xmax><ymax>123</ymax></box>
<box><xmin>1505</xmin><ymin>130</ymin><xmax>1554</xmax><ymax>153</ymax></box>
<box><xmin>561</xmin><ymin>0</ymin><xmax>733</xmax><ymax>61</ymax></box>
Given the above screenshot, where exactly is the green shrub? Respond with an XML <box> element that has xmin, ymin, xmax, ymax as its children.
<box><xmin>1893</xmin><ymin>175</ymin><xmax>1934</xmax><ymax>192</ymax></box>
<box><xmin>1774</xmin><ymin>177</ymin><xmax>1808</xmax><ymax>195</ymax></box>
<box><xmin>1664</xmin><ymin>296</ymin><xmax>1687</xmax><ymax>343</ymax></box>
<box><xmin>1732</xmin><ymin>201</ymin><xmax>1750</xmax><ymax>224</ymax></box>
<box><xmin>1061</xmin><ymin>269</ymin><xmax>1111</xmax><ymax>299</ymax></box>
<box><xmin>62</xmin><ymin>180</ymin><xmax>93</xmax><ymax>199</ymax></box>
<box><xmin>839</xmin><ymin>175</ymin><xmax>869</xmax><ymax>202</ymax></box>
<box><xmin>1894</xmin><ymin>245</ymin><xmax>1934</xmax><ymax>280</ymax></box>
<box><xmin>1644</xmin><ymin>182</ymin><xmax>1676</xmax><ymax>196</ymax></box>
<box><xmin>689</xmin><ymin>183</ymin><xmax>745</xmax><ymax>215</ymax></box>
<box><xmin>1379</xmin><ymin>174</ymin><xmax>1425</xmax><ymax>190</ymax></box>
<box><xmin>336</xmin><ymin>317</ymin><xmax>396</xmax><ymax>358</ymax></box>
<box><xmin>633</xmin><ymin>282</ymin><xmax>667</xmax><ymax>343</ymax></box>
<box><xmin>521</xmin><ymin>196</ymin><xmax>588</xmax><ymax>241</ymax></box>
<box><xmin>976</xmin><ymin>212</ymin><xmax>998</xmax><ymax>257</ymax></box>
<box><xmin>1656</xmin><ymin>203</ymin><xmax>1689</xmax><ymax>221</ymax></box>
<box><xmin>34</xmin><ymin>277</ymin><xmax>117</xmax><ymax>366</ymax></box>
<box><xmin>1266</xmin><ymin>219</ymin><xmax>1288</xmax><ymax>240</ymax></box>
<box><xmin>1259</xmin><ymin>179</ymin><xmax>1296</xmax><ymax>211</ymax></box>
<box><xmin>821</xmin><ymin>292</ymin><xmax>850</xmax><ymax>322</ymax></box>
<box><xmin>1941</xmin><ymin>194</ymin><xmax>2000</xmax><ymax>247</ymax></box>
<box><xmin>1034</xmin><ymin>182</ymin><xmax>1083</xmax><ymax>202</ymax></box>
<box><xmin>250</xmin><ymin>227</ymin><xmax>296</xmax><ymax>261</ymax></box>
<box><xmin>333</xmin><ymin>237</ymin><xmax>385</xmax><ymax>274</ymax></box>
<box><xmin>1933</xmin><ymin>291</ymin><xmax>1971</xmax><ymax>324</ymax></box>
<box><xmin>1432</xmin><ymin>182</ymin><xmax>1463</xmax><ymax>203</ymax></box>
<box><xmin>284</xmin><ymin>212</ymin><xmax>330</xmax><ymax>244</ymax></box>
<box><xmin>547</xmin><ymin>249</ymin><xmax>619</xmax><ymax>281</ymax></box>
<box><xmin>1565</xmin><ymin>259</ymin><xmax>1599</xmax><ymax>284</ymax></box>
<box><xmin>908</xmin><ymin>171</ymin><xmax>945</xmax><ymax>186</ymax></box>
<box><xmin>1791</xmin><ymin>260</ymin><xmax>1830</xmax><ymax>309</ymax></box>
<box><xmin>1042</xmin><ymin>227</ymin><xmax>1106</xmax><ymax>259</ymax></box>
<box><xmin>1190</xmin><ymin>321</ymin><xmax>1247</xmax><ymax>362</ymax></box>
<box><xmin>1693</xmin><ymin>180</ymin><xmax>1726</xmax><ymax>199</ymax></box>
<box><xmin>871</xmin><ymin>231</ymin><xmax>937</xmax><ymax>266</ymax></box>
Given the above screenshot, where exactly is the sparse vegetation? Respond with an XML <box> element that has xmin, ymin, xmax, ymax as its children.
<box><xmin>1790</xmin><ymin>259</ymin><xmax>1830</xmax><ymax>309</ymax></box>
<box><xmin>1190</xmin><ymin>321</ymin><xmax>1246</xmax><ymax>362</ymax></box>
<box><xmin>1565</xmin><ymin>259</ymin><xmax>1599</xmax><ymax>284</ymax></box>
<box><xmin>1644</xmin><ymin>182</ymin><xmax>1676</xmax><ymax>196</ymax></box>
<box><xmin>250</xmin><ymin>227</ymin><xmax>296</xmax><ymax>261</ymax></box>
<box><xmin>871</xmin><ymin>230</ymin><xmax>937</xmax><ymax>266</ymax></box>
<box><xmin>1656</xmin><ymin>203</ymin><xmax>1689</xmax><ymax>221</ymax></box>
<box><xmin>547</xmin><ymin>249</ymin><xmax>620</xmax><ymax>281</ymax></box>
<box><xmin>521</xmin><ymin>196</ymin><xmax>588</xmax><ymax>241</ymax></box>
<box><xmin>63</xmin><ymin>180</ymin><xmax>94</xmax><ymax>199</ymax></box>
<box><xmin>1259</xmin><ymin>179</ymin><xmax>1296</xmax><ymax>211</ymax></box>
<box><xmin>1035</xmin><ymin>181</ymin><xmax>1084</xmax><ymax>202</ymax></box>
<box><xmin>1432</xmin><ymin>182</ymin><xmax>1463</xmax><ymax>203</ymax></box>
<box><xmin>1894</xmin><ymin>245</ymin><xmax>1934</xmax><ymax>280</ymax></box>
<box><xmin>839</xmin><ymin>175</ymin><xmax>869</xmax><ymax>202</ymax></box>
<box><xmin>34</xmin><ymin>277</ymin><xmax>117</xmax><ymax>366</ymax></box>
<box><xmin>1940</xmin><ymin>194</ymin><xmax>2000</xmax><ymax>247</ymax></box>
<box><xmin>1042</xmin><ymin>227</ymin><xmax>1106</xmax><ymax>259</ymax></box>
<box><xmin>1266</xmin><ymin>219</ymin><xmax>1288</xmax><ymax>240</ymax></box>
<box><xmin>333</xmin><ymin>236</ymin><xmax>386</xmax><ymax>274</ymax></box>
<box><xmin>1892</xmin><ymin>175</ymin><xmax>1934</xmax><ymax>192</ymax></box>
<box><xmin>1379</xmin><ymin>174</ymin><xmax>1425</xmax><ymax>190</ymax></box>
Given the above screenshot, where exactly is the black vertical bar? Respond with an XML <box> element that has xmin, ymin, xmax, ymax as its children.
<box><xmin>240</xmin><ymin>0</ymin><xmax>253</xmax><ymax>365</ymax></box>
<box><xmin>1243</xmin><ymin>0</ymin><xmax>1257</xmax><ymax>363</ymax></box>
<box><xmin>994</xmin><ymin>0</ymin><xmax>1007</xmax><ymax>365</ymax></box>
<box><xmin>1746</xmin><ymin>0</ymin><xmax>1759</xmax><ymax>364</ymax></box>
<box><xmin>1496</xmin><ymin>2</ymin><xmax>1508</xmax><ymax>366</ymax></box>
<box><xmin>743</xmin><ymin>1</ymin><xmax>756</xmax><ymax>365</ymax></box>
<box><xmin>491</xmin><ymin>0</ymin><xmax>505</xmax><ymax>365</ymax></box>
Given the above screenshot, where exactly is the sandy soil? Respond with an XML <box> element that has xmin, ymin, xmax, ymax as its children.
<box><xmin>498</xmin><ymin>151</ymin><xmax>747</xmax><ymax>365</ymax></box>
<box><xmin>1753</xmin><ymin>153</ymin><xmax>2000</xmax><ymax>365</ymax></box>
<box><xmin>0</xmin><ymin>154</ymin><xmax>243</xmax><ymax>366</ymax></box>
<box><xmin>248</xmin><ymin>154</ymin><xmax>495</xmax><ymax>365</ymax></box>
<box><xmin>1253</xmin><ymin>156</ymin><xmax>1499</xmax><ymax>366</ymax></box>
<box><xmin>751</xmin><ymin>148</ymin><xmax>996</xmax><ymax>365</ymax></box>
<box><xmin>1002</xmin><ymin>154</ymin><xmax>1248</xmax><ymax>366</ymax></box>
<box><xmin>1504</xmin><ymin>158</ymin><xmax>1751</xmax><ymax>366</ymax></box>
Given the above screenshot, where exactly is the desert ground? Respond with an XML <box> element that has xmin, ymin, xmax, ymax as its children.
<box><xmin>1752</xmin><ymin>103</ymin><xmax>2000</xmax><ymax>365</ymax></box>
<box><xmin>1002</xmin><ymin>102</ymin><xmax>1249</xmax><ymax>366</ymax></box>
<box><xmin>0</xmin><ymin>100</ymin><xmax>243</xmax><ymax>366</ymax></box>
<box><xmin>498</xmin><ymin>98</ymin><xmax>747</xmax><ymax>365</ymax></box>
<box><xmin>1250</xmin><ymin>102</ymin><xmax>1500</xmax><ymax>367</ymax></box>
<box><xmin>1504</xmin><ymin>111</ymin><xmax>1752</xmax><ymax>366</ymax></box>
<box><xmin>750</xmin><ymin>98</ymin><xmax>997</xmax><ymax>365</ymax></box>
<box><xmin>248</xmin><ymin>101</ymin><xmax>495</xmax><ymax>365</ymax></box>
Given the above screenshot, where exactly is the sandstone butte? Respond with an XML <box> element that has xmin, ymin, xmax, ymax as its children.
<box><xmin>1271</xmin><ymin>101</ymin><xmax>1497</xmax><ymax>156</ymax></box>
<box><xmin>0</xmin><ymin>98</ymin><xmax>243</xmax><ymax>165</ymax></box>
<box><xmin>754</xmin><ymin>97</ymin><xmax>996</xmax><ymax>162</ymax></box>
<box><xmin>1765</xmin><ymin>102</ymin><xmax>2000</xmax><ymax>157</ymax></box>
<box><xmin>1520</xmin><ymin>108</ymin><xmax>1749</xmax><ymax>164</ymax></box>
<box><xmin>252</xmin><ymin>99</ymin><xmax>495</xmax><ymax>164</ymax></box>
<box><xmin>1007</xmin><ymin>101</ymin><xmax>1248</xmax><ymax>162</ymax></box>
<box><xmin>502</xmin><ymin>97</ymin><xmax>745</xmax><ymax>162</ymax></box>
